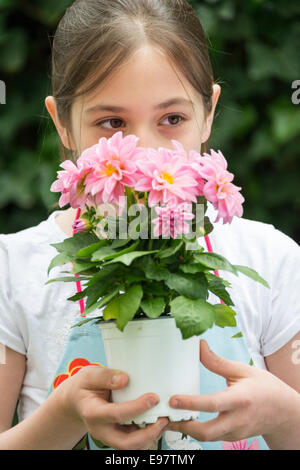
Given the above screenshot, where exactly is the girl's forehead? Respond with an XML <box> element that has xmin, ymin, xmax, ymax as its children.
<box><xmin>76</xmin><ymin>46</ymin><xmax>200</xmax><ymax>112</ymax></box>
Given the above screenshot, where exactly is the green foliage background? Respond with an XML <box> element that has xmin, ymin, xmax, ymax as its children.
<box><xmin>0</xmin><ymin>0</ymin><xmax>299</xmax><ymax>242</ymax></box>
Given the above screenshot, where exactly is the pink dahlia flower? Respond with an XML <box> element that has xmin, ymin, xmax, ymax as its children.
<box><xmin>204</xmin><ymin>179</ymin><xmax>245</xmax><ymax>224</ymax></box>
<box><xmin>152</xmin><ymin>202</ymin><xmax>195</xmax><ymax>239</ymax></box>
<box><xmin>134</xmin><ymin>147</ymin><xmax>200</xmax><ymax>207</ymax></box>
<box><xmin>170</xmin><ymin>139</ymin><xmax>190</xmax><ymax>162</ymax></box>
<box><xmin>196</xmin><ymin>149</ymin><xmax>231</xmax><ymax>179</ymax></box>
<box><xmin>80</xmin><ymin>131</ymin><xmax>140</xmax><ymax>212</ymax></box>
<box><xmin>50</xmin><ymin>159</ymin><xmax>93</xmax><ymax>209</ymax></box>
<box><xmin>191</xmin><ymin>149</ymin><xmax>245</xmax><ymax>224</ymax></box>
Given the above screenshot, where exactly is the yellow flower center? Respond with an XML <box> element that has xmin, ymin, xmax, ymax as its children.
<box><xmin>161</xmin><ymin>172</ymin><xmax>174</xmax><ymax>184</ymax></box>
<box><xmin>105</xmin><ymin>163</ymin><xmax>118</xmax><ymax>177</ymax></box>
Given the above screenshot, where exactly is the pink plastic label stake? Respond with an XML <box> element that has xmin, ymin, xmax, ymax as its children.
<box><xmin>72</xmin><ymin>208</ymin><xmax>86</xmax><ymax>317</ymax></box>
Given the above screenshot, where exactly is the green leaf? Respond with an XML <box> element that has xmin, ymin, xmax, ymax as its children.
<box><xmin>233</xmin><ymin>265</ymin><xmax>270</xmax><ymax>288</ymax></box>
<box><xmin>103</xmin><ymin>285</ymin><xmax>143</xmax><ymax>331</ymax></box>
<box><xmin>50</xmin><ymin>232</ymin><xmax>99</xmax><ymax>257</ymax></box>
<box><xmin>110</xmin><ymin>238</ymin><xmax>131</xmax><ymax>249</ymax></box>
<box><xmin>86</xmin><ymin>265</ymin><xmax>119</xmax><ymax>287</ymax></box>
<box><xmin>183</xmin><ymin>238</ymin><xmax>202</xmax><ymax>251</ymax></box>
<box><xmin>72</xmin><ymin>317</ymin><xmax>103</xmax><ymax>329</ymax></box>
<box><xmin>142</xmin><ymin>281</ymin><xmax>167</xmax><ymax>296</ymax></box>
<box><xmin>103</xmin><ymin>250</ymin><xmax>158</xmax><ymax>267</ymax></box>
<box><xmin>84</xmin><ymin>288</ymin><xmax>120</xmax><ymax>315</ymax></box>
<box><xmin>157</xmin><ymin>239</ymin><xmax>184</xmax><ymax>259</ymax></box>
<box><xmin>67</xmin><ymin>289</ymin><xmax>88</xmax><ymax>302</ymax></box>
<box><xmin>44</xmin><ymin>276</ymin><xmax>90</xmax><ymax>285</ymax></box>
<box><xmin>91</xmin><ymin>246</ymin><xmax>117</xmax><ymax>262</ymax></box>
<box><xmin>205</xmin><ymin>272</ymin><xmax>232</xmax><ymax>288</ymax></box>
<box><xmin>214</xmin><ymin>304</ymin><xmax>237</xmax><ymax>328</ymax></box>
<box><xmin>194</xmin><ymin>253</ymin><xmax>238</xmax><ymax>276</ymax></box>
<box><xmin>231</xmin><ymin>331</ymin><xmax>243</xmax><ymax>339</ymax></box>
<box><xmin>179</xmin><ymin>263</ymin><xmax>208</xmax><ymax>274</ymax></box>
<box><xmin>205</xmin><ymin>274</ymin><xmax>235</xmax><ymax>306</ymax></box>
<box><xmin>85</xmin><ymin>280</ymin><xmax>113</xmax><ymax>309</ymax></box>
<box><xmin>75</xmin><ymin>240</ymin><xmax>108</xmax><ymax>258</ymax></box>
<box><xmin>125</xmin><ymin>271</ymin><xmax>146</xmax><ymax>284</ymax></box>
<box><xmin>71</xmin><ymin>260</ymin><xmax>100</xmax><ymax>274</ymax></box>
<box><xmin>47</xmin><ymin>252</ymin><xmax>71</xmax><ymax>275</ymax></box>
<box><xmin>140</xmin><ymin>297</ymin><xmax>165</xmax><ymax>318</ymax></box>
<box><xmin>99</xmin><ymin>240</ymin><xmax>140</xmax><ymax>261</ymax></box>
<box><xmin>165</xmin><ymin>272</ymin><xmax>208</xmax><ymax>299</ymax></box>
<box><xmin>204</xmin><ymin>216</ymin><xmax>214</xmax><ymax>235</ymax></box>
<box><xmin>170</xmin><ymin>296</ymin><xmax>216</xmax><ymax>339</ymax></box>
<box><xmin>143</xmin><ymin>257</ymin><xmax>170</xmax><ymax>281</ymax></box>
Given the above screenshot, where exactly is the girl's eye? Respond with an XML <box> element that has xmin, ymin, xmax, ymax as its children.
<box><xmin>160</xmin><ymin>114</ymin><xmax>186</xmax><ymax>127</ymax></box>
<box><xmin>96</xmin><ymin>118</ymin><xmax>125</xmax><ymax>129</ymax></box>
<box><xmin>95</xmin><ymin>114</ymin><xmax>186</xmax><ymax>129</ymax></box>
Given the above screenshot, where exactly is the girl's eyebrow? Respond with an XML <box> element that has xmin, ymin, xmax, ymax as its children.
<box><xmin>85</xmin><ymin>97</ymin><xmax>194</xmax><ymax>114</ymax></box>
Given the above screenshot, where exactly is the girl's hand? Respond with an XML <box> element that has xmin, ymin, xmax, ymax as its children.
<box><xmin>165</xmin><ymin>340</ymin><xmax>300</xmax><ymax>449</ymax></box>
<box><xmin>59</xmin><ymin>365</ymin><xmax>169</xmax><ymax>450</ymax></box>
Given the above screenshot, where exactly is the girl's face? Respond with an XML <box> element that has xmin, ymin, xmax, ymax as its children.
<box><xmin>46</xmin><ymin>45</ymin><xmax>221</xmax><ymax>157</ymax></box>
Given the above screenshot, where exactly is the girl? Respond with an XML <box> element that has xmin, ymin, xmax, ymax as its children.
<box><xmin>0</xmin><ymin>0</ymin><xmax>300</xmax><ymax>450</ymax></box>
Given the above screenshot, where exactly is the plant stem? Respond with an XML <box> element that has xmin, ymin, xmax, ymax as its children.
<box><xmin>183</xmin><ymin>239</ymin><xmax>187</xmax><ymax>259</ymax></box>
<box><xmin>148</xmin><ymin>237</ymin><xmax>153</xmax><ymax>251</ymax></box>
<box><xmin>144</xmin><ymin>192</ymin><xmax>148</xmax><ymax>207</ymax></box>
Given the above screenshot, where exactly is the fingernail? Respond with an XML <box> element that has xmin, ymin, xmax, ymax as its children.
<box><xmin>171</xmin><ymin>399</ymin><xmax>180</xmax><ymax>408</ymax></box>
<box><xmin>147</xmin><ymin>396</ymin><xmax>159</xmax><ymax>408</ymax></box>
<box><xmin>111</xmin><ymin>372</ymin><xmax>124</xmax><ymax>385</ymax></box>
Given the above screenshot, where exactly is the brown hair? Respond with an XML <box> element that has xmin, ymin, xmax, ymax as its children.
<box><xmin>50</xmin><ymin>0</ymin><xmax>216</xmax><ymax>162</ymax></box>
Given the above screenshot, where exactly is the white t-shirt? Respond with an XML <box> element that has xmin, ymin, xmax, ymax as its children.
<box><xmin>0</xmin><ymin>205</ymin><xmax>300</xmax><ymax>423</ymax></box>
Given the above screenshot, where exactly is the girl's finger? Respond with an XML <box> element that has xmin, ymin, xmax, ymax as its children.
<box><xmin>169</xmin><ymin>387</ymin><xmax>243</xmax><ymax>413</ymax></box>
<box><xmin>165</xmin><ymin>412</ymin><xmax>235</xmax><ymax>443</ymax></box>
<box><xmin>78</xmin><ymin>365</ymin><xmax>129</xmax><ymax>391</ymax></box>
<box><xmin>200</xmin><ymin>340</ymin><xmax>255</xmax><ymax>380</ymax></box>
<box><xmin>98</xmin><ymin>418</ymin><xmax>169</xmax><ymax>450</ymax></box>
<box><xmin>93</xmin><ymin>393</ymin><xmax>161</xmax><ymax>425</ymax></box>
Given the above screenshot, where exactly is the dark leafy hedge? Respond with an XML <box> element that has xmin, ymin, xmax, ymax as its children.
<box><xmin>0</xmin><ymin>0</ymin><xmax>299</xmax><ymax>242</ymax></box>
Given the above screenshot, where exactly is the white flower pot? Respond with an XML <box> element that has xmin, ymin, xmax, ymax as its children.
<box><xmin>99</xmin><ymin>315</ymin><xmax>200</xmax><ymax>426</ymax></box>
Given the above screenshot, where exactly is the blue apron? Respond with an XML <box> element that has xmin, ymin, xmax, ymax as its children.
<box><xmin>46</xmin><ymin>313</ymin><xmax>269</xmax><ymax>450</ymax></box>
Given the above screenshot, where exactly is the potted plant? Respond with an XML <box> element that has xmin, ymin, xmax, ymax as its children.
<box><xmin>46</xmin><ymin>131</ymin><xmax>269</xmax><ymax>425</ymax></box>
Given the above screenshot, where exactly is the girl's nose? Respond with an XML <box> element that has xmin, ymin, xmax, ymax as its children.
<box><xmin>131</xmin><ymin>129</ymin><xmax>172</xmax><ymax>151</ymax></box>
<box><xmin>132</xmin><ymin>131</ymin><xmax>158</xmax><ymax>150</ymax></box>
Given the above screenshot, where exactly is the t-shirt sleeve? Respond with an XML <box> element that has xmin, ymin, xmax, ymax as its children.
<box><xmin>0</xmin><ymin>236</ymin><xmax>26</xmax><ymax>355</ymax></box>
<box><xmin>261</xmin><ymin>226</ymin><xmax>300</xmax><ymax>357</ymax></box>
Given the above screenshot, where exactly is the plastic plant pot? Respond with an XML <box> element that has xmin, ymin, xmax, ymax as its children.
<box><xmin>99</xmin><ymin>315</ymin><xmax>200</xmax><ymax>426</ymax></box>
